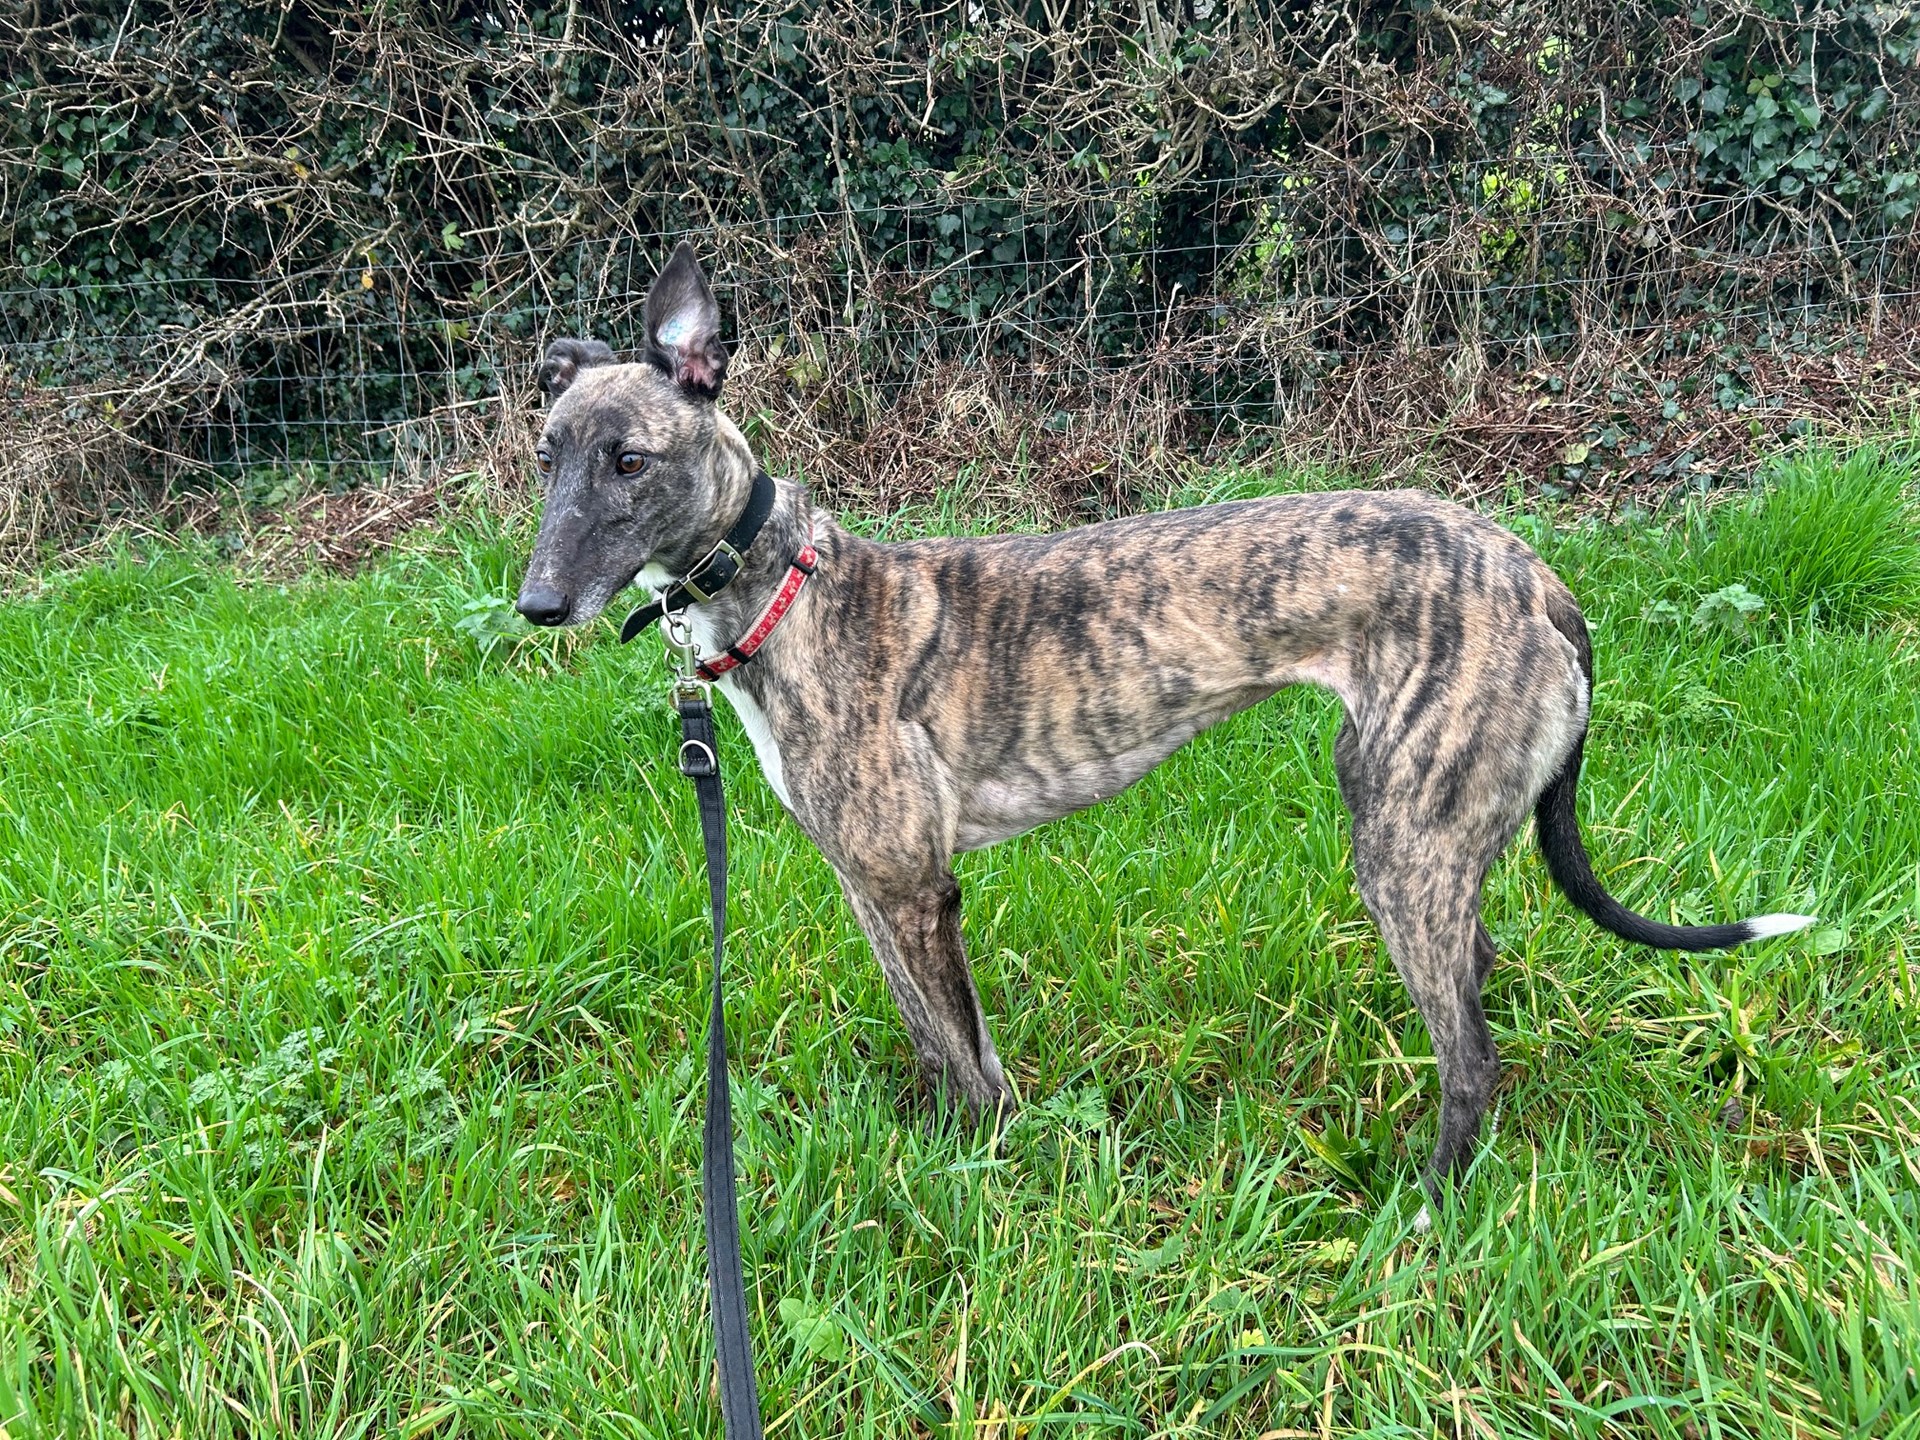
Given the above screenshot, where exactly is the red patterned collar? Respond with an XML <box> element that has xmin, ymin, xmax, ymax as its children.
<box><xmin>692</xmin><ymin>532</ymin><xmax>817</xmax><ymax>682</ymax></box>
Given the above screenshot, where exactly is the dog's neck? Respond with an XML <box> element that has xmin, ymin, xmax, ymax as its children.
<box><xmin>663</xmin><ymin>457</ymin><xmax>824</xmax><ymax>677</ymax></box>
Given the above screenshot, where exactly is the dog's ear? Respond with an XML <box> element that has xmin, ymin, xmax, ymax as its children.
<box><xmin>642</xmin><ymin>241</ymin><xmax>727</xmax><ymax>400</ymax></box>
<box><xmin>538</xmin><ymin>338</ymin><xmax>614</xmax><ymax>402</ymax></box>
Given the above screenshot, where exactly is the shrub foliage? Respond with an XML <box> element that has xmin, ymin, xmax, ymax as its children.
<box><xmin>0</xmin><ymin>2</ymin><xmax>1915</xmax><ymax>551</ymax></box>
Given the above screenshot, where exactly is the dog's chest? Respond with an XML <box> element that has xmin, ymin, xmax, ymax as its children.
<box><xmin>718</xmin><ymin>681</ymin><xmax>790</xmax><ymax>807</ymax></box>
<box><xmin>670</xmin><ymin>602</ymin><xmax>791</xmax><ymax>808</ymax></box>
<box><xmin>954</xmin><ymin>722</ymin><xmax>1220</xmax><ymax>851</ymax></box>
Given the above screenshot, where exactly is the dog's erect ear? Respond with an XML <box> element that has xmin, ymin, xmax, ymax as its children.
<box><xmin>642</xmin><ymin>241</ymin><xmax>727</xmax><ymax>399</ymax></box>
<box><xmin>538</xmin><ymin>338</ymin><xmax>614</xmax><ymax>402</ymax></box>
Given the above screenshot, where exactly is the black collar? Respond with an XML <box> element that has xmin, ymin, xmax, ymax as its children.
<box><xmin>620</xmin><ymin>468</ymin><xmax>776</xmax><ymax>644</ymax></box>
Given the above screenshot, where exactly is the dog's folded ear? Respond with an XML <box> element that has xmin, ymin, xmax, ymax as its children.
<box><xmin>642</xmin><ymin>241</ymin><xmax>728</xmax><ymax>400</ymax></box>
<box><xmin>538</xmin><ymin>338</ymin><xmax>614</xmax><ymax>402</ymax></box>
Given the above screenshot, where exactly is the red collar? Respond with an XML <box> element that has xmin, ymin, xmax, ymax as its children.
<box><xmin>692</xmin><ymin>535</ymin><xmax>817</xmax><ymax>682</ymax></box>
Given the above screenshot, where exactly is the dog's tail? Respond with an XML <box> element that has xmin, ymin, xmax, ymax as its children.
<box><xmin>1534</xmin><ymin>596</ymin><xmax>1814</xmax><ymax>952</ymax></box>
<box><xmin>1533</xmin><ymin>740</ymin><xmax>1813</xmax><ymax>950</ymax></box>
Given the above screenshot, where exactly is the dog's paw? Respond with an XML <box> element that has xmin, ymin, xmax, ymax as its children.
<box><xmin>968</xmin><ymin>1084</ymin><xmax>1018</xmax><ymax>1138</ymax></box>
<box><xmin>1412</xmin><ymin>1204</ymin><xmax>1433</xmax><ymax>1235</ymax></box>
<box><xmin>916</xmin><ymin>1072</ymin><xmax>1016</xmax><ymax>1136</ymax></box>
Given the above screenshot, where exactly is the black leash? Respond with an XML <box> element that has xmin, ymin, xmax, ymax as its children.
<box><xmin>676</xmin><ymin>687</ymin><xmax>765</xmax><ymax>1437</ymax></box>
<box><xmin>638</xmin><ymin>471</ymin><xmax>789</xmax><ymax>1431</ymax></box>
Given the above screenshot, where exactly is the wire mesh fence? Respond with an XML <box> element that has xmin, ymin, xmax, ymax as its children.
<box><xmin>4</xmin><ymin>161</ymin><xmax>1917</xmax><ymax>562</ymax></box>
<box><xmin>6</xmin><ymin>0</ymin><xmax>1918</xmax><ymax>572</ymax></box>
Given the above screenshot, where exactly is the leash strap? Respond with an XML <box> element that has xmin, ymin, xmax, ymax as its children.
<box><xmin>677</xmin><ymin>693</ymin><xmax>765</xmax><ymax>1438</ymax></box>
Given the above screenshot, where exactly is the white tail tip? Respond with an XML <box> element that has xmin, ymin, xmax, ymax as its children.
<box><xmin>1744</xmin><ymin>912</ymin><xmax>1817</xmax><ymax>940</ymax></box>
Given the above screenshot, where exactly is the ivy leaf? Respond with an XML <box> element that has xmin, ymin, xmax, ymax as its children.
<box><xmin>1785</xmin><ymin>94</ymin><xmax>1821</xmax><ymax>130</ymax></box>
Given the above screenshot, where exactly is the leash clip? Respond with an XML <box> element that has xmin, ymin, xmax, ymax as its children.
<box><xmin>660</xmin><ymin>609</ymin><xmax>710</xmax><ymax>704</ymax></box>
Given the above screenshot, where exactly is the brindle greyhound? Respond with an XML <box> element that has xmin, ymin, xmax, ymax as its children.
<box><xmin>516</xmin><ymin>242</ymin><xmax>1811</xmax><ymax>1207</ymax></box>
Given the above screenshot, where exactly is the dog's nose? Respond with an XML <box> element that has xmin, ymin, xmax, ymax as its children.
<box><xmin>515</xmin><ymin>583</ymin><xmax>571</xmax><ymax>626</ymax></box>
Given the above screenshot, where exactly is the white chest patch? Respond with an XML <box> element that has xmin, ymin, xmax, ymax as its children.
<box><xmin>718</xmin><ymin>680</ymin><xmax>790</xmax><ymax>808</ymax></box>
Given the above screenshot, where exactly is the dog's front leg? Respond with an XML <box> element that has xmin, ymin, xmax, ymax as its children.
<box><xmin>840</xmin><ymin>872</ymin><xmax>1012</xmax><ymax>1119</ymax></box>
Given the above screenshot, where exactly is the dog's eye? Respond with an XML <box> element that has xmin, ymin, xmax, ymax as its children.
<box><xmin>535</xmin><ymin>449</ymin><xmax>553</xmax><ymax>475</ymax></box>
<box><xmin>616</xmin><ymin>452</ymin><xmax>647</xmax><ymax>476</ymax></box>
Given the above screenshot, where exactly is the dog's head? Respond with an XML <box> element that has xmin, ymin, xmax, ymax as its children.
<box><xmin>515</xmin><ymin>242</ymin><xmax>756</xmax><ymax>627</ymax></box>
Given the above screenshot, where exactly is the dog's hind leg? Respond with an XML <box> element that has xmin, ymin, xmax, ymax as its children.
<box><xmin>1336</xmin><ymin>722</ymin><xmax>1504</xmax><ymax>1194</ymax></box>
<box><xmin>1473</xmin><ymin>919</ymin><xmax>1499</xmax><ymax>989</ymax></box>
<box><xmin>841</xmin><ymin>872</ymin><xmax>1012</xmax><ymax>1118</ymax></box>
<box><xmin>1350</xmin><ymin>838</ymin><xmax>1500</xmax><ymax>1193</ymax></box>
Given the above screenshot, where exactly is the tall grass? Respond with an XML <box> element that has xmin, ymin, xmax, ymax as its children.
<box><xmin>1686</xmin><ymin>440</ymin><xmax>1920</xmax><ymax>626</ymax></box>
<box><xmin>0</xmin><ymin>443</ymin><xmax>1917</xmax><ymax>1437</ymax></box>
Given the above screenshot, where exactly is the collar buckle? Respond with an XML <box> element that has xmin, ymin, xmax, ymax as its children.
<box><xmin>619</xmin><ymin>470</ymin><xmax>775</xmax><ymax>645</ymax></box>
<box><xmin>677</xmin><ymin>538</ymin><xmax>744</xmax><ymax>605</ymax></box>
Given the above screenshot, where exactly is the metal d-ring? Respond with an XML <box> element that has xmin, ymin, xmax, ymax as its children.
<box><xmin>678</xmin><ymin>738</ymin><xmax>718</xmax><ymax>777</ymax></box>
<box><xmin>661</xmin><ymin>607</ymin><xmax>696</xmax><ymax>650</ymax></box>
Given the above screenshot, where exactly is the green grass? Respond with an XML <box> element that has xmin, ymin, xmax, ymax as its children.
<box><xmin>2</xmin><ymin>441</ymin><xmax>1919</xmax><ymax>1438</ymax></box>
